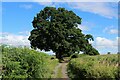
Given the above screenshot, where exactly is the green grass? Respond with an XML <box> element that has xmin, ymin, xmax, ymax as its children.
<box><xmin>0</xmin><ymin>52</ymin><xmax>1</xmax><ymax>78</ymax></box>
<box><xmin>0</xmin><ymin>46</ymin><xmax>2</xmax><ymax>65</ymax></box>
<box><xmin>47</xmin><ymin>57</ymin><xmax>59</xmax><ymax>78</ymax></box>
<box><xmin>56</xmin><ymin>64</ymin><xmax>62</xmax><ymax>78</ymax></box>
<box><xmin>67</xmin><ymin>54</ymin><xmax>119</xmax><ymax>79</ymax></box>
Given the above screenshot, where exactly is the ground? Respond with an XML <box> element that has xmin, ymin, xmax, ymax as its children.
<box><xmin>53</xmin><ymin>58</ymin><xmax>69</xmax><ymax>78</ymax></box>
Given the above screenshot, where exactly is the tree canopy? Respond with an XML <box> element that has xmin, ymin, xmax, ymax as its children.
<box><xmin>28</xmin><ymin>7</ymin><xmax>99</xmax><ymax>60</ymax></box>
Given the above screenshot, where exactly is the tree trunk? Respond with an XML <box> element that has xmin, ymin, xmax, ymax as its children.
<box><xmin>56</xmin><ymin>52</ymin><xmax>62</xmax><ymax>59</ymax></box>
<box><xmin>56</xmin><ymin>52</ymin><xmax>59</xmax><ymax>59</ymax></box>
<box><xmin>56</xmin><ymin>52</ymin><xmax>64</xmax><ymax>62</ymax></box>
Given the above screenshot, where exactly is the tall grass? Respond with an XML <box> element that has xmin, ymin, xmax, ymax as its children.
<box><xmin>67</xmin><ymin>54</ymin><xmax>119</xmax><ymax>79</ymax></box>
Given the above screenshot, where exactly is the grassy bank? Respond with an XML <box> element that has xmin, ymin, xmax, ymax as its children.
<box><xmin>67</xmin><ymin>54</ymin><xmax>119</xmax><ymax>79</ymax></box>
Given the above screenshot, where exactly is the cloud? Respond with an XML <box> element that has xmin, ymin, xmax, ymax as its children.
<box><xmin>19</xmin><ymin>2</ymin><xmax>117</xmax><ymax>19</ymax></box>
<box><xmin>0</xmin><ymin>32</ymin><xmax>30</xmax><ymax>47</ymax></box>
<box><xmin>36</xmin><ymin>2</ymin><xmax>53</xmax><ymax>6</ymax></box>
<box><xmin>77</xmin><ymin>24</ymin><xmax>89</xmax><ymax>31</ymax></box>
<box><xmin>18</xmin><ymin>31</ymin><xmax>30</xmax><ymax>35</ymax></box>
<box><xmin>32</xmin><ymin>0</ymin><xmax>119</xmax><ymax>2</ymax></box>
<box><xmin>68</xmin><ymin>2</ymin><xmax>117</xmax><ymax>19</ymax></box>
<box><xmin>19</xmin><ymin>4</ymin><xmax>33</xmax><ymax>9</ymax></box>
<box><xmin>2</xmin><ymin>0</ymin><xmax>120</xmax><ymax>2</ymax></box>
<box><xmin>41</xmin><ymin>50</ymin><xmax>55</xmax><ymax>55</ymax></box>
<box><xmin>103</xmin><ymin>26</ymin><xmax>118</xmax><ymax>34</ymax></box>
<box><xmin>0</xmin><ymin>2</ymin><xmax>2</xmax><ymax>32</ymax></box>
<box><xmin>94</xmin><ymin>37</ymin><xmax>118</xmax><ymax>53</ymax></box>
<box><xmin>35</xmin><ymin>2</ymin><xmax>60</xmax><ymax>7</ymax></box>
<box><xmin>32</xmin><ymin>0</ymin><xmax>55</xmax><ymax>6</ymax></box>
<box><xmin>109</xmin><ymin>29</ymin><xmax>118</xmax><ymax>34</ymax></box>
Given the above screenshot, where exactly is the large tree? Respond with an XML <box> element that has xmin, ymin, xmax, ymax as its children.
<box><xmin>28</xmin><ymin>7</ymin><xmax>99</xmax><ymax>60</ymax></box>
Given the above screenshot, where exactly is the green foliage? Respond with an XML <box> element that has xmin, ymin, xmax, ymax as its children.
<box><xmin>28</xmin><ymin>7</ymin><xmax>99</xmax><ymax>59</ymax></box>
<box><xmin>1</xmin><ymin>45</ymin><xmax>58</xmax><ymax>78</ymax></box>
<box><xmin>70</xmin><ymin>53</ymin><xmax>78</xmax><ymax>59</ymax></box>
<box><xmin>0</xmin><ymin>46</ymin><xmax>2</xmax><ymax>78</ymax></box>
<box><xmin>107</xmin><ymin>52</ymin><xmax>111</xmax><ymax>54</ymax></box>
<box><xmin>83</xmin><ymin>44</ymin><xmax>99</xmax><ymax>55</ymax></box>
<box><xmin>67</xmin><ymin>54</ymin><xmax>119</xmax><ymax>79</ymax></box>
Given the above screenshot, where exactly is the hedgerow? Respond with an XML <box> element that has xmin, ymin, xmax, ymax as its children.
<box><xmin>1</xmin><ymin>45</ymin><xmax>58</xmax><ymax>78</ymax></box>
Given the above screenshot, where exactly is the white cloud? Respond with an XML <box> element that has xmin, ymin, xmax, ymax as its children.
<box><xmin>109</xmin><ymin>29</ymin><xmax>118</xmax><ymax>34</ymax></box>
<box><xmin>31</xmin><ymin>1</ymin><xmax>118</xmax><ymax>19</ymax></box>
<box><xmin>41</xmin><ymin>50</ymin><xmax>55</xmax><ymax>55</ymax></box>
<box><xmin>35</xmin><ymin>2</ymin><xmax>60</xmax><ymax>7</ymax></box>
<box><xmin>0</xmin><ymin>7</ymin><xmax>2</xmax><ymax>33</ymax></box>
<box><xmin>0</xmin><ymin>32</ymin><xmax>30</xmax><ymax>47</ymax></box>
<box><xmin>32</xmin><ymin>0</ymin><xmax>55</xmax><ymax>6</ymax></box>
<box><xmin>2</xmin><ymin>0</ymin><xmax>120</xmax><ymax>2</ymax></box>
<box><xmin>10</xmin><ymin>2</ymin><xmax>118</xmax><ymax>19</ymax></box>
<box><xmin>38</xmin><ymin>2</ymin><xmax>53</xmax><ymax>6</ymax></box>
<box><xmin>103</xmin><ymin>26</ymin><xmax>118</xmax><ymax>34</ymax></box>
<box><xmin>94</xmin><ymin>37</ymin><xmax>118</xmax><ymax>53</ymax></box>
<box><xmin>68</xmin><ymin>2</ymin><xmax>117</xmax><ymax>19</ymax></box>
<box><xmin>20</xmin><ymin>4</ymin><xmax>33</xmax><ymax>9</ymax></box>
<box><xmin>18</xmin><ymin>31</ymin><xmax>30</xmax><ymax>35</ymax></box>
<box><xmin>77</xmin><ymin>24</ymin><xmax>89</xmax><ymax>31</ymax></box>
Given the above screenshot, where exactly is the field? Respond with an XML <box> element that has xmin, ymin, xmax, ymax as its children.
<box><xmin>67</xmin><ymin>54</ymin><xmax>119</xmax><ymax>79</ymax></box>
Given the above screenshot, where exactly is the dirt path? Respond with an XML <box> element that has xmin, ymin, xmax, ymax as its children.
<box><xmin>53</xmin><ymin>62</ymin><xmax>69</xmax><ymax>78</ymax></box>
<box><xmin>61</xmin><ymin>63</ymin><xmax>68</xmax><ymax>78</ymax></box>
<box><xmin>53</xmin><ymin>63</ymin><xmax>62</xmax><ymax>78</ymax></box>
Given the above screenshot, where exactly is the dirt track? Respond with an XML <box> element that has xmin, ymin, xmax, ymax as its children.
<box><xmin>54</xmin><ymin>62</ymin><xmax>69</xmax><ymax>78</ymax></box>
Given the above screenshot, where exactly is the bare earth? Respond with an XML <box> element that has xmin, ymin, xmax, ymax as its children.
<box><xmin>61</xmin><ymin>63</ymin><xmax>68</xmax><ymax>78</ymax></box>
<box><xmin>53</xmin><ymin>62</ymin><xmax>69</xmax><ymax>78</ymax></box>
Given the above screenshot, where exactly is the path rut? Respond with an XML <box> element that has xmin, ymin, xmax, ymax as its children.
<box><xmin>53</xmin><ymin>62</ymin><xmax>69</xmax><ymax>78</ymax></box>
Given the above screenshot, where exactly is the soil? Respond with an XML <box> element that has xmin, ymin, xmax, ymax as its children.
<box><xmin>53</xmin><ymin>60</ymin><xmax>69</xmax><ymax>78</ymax></box>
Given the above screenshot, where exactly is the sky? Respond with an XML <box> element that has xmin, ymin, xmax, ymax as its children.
<box><xmin>0</xmin><ymin>1</ymin><xmax>119</xmax><ymax>54</ymax></box>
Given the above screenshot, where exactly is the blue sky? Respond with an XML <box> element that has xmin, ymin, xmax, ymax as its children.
<box><xmin>0</xmin><ymin>2</ymin><xmax>119</xmax><ymax>54</ymax></box>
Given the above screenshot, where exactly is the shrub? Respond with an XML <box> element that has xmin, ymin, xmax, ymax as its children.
<box><xmin>1</xmin><ymin>45</ymin><xmax>58</xmax><ymax>78</ymax></box>
<box><xmin>70</xmin><ymin>53</ymin><xmax>78</xmax><ymax>58</ymax></box>
<box><xmin>107</xmin><ymin>52</ymin><xmax>111</xmax><ymax>54</ymax></box>
<box><xmin>51</xmin><ymin>57</ymin><xmax>55</xmax><ymax>60</ymax></box>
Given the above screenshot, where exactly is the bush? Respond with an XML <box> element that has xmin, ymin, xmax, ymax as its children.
<box><xmin>51</xmin><ymin>57</ymin><xmax>55</xmax><ymax>60</ymax></box>
<box><xmin>70</xmin><ymin>53</ymin><xmax>78</xmax><ymax>58</ymax></box>
<box><xmin>1</xmin><ymin>45</ymin><xmax>58</xmax><ymax>78</ymax></box>
<box><xmin>107</xmin><ymin>52</ymin><xmax>111</xmax><ymax>54</ymax></box>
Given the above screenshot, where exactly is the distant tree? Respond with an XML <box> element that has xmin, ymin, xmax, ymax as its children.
<box><xmin>107</xmin><ymin>52</ymin><xmax>111</xmax><ymax>54</ymax></box>
<box><xmin>28</xmin><ymin>7</ymin><xmax>99</xmax><ymax>61</ymax></box>
<box><xmin>117</xmin><ymin>52</ymin><xmax>120</xmax><ymax>54</ymax></box>
<box><xmin>83</xmin><ymin>44</ymin><xmax>99</xmax><ymax>55</ymax></box>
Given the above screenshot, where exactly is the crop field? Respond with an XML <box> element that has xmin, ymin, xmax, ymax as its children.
<box><xmin>67</xmin><ymin>54</ymin><xmax>119</xmax><ymax>79</ymax></box>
